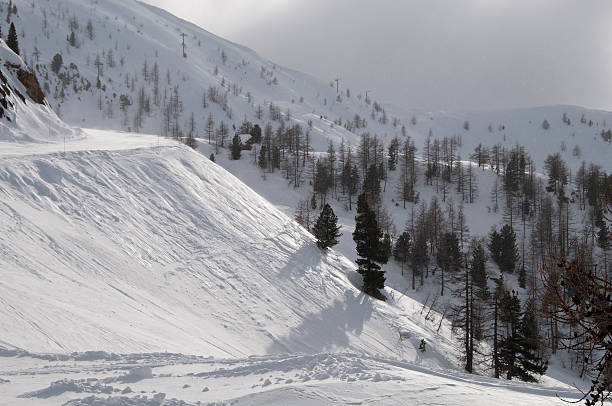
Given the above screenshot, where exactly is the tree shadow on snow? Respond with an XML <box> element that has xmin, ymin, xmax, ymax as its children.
<box><xmin>276</xmin><ymin>242</ymin><xmax>327</xmax><ymax>281</ymax></box>
<box><xmin>266</xmin><ymin>290</ymin><xmax>374</xmax><ymax>354</ymax></box>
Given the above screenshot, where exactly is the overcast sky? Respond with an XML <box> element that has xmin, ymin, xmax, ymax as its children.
<box><xmin>141</xmin><ymin>0</ymin><xmax>612</xmax><ymax>112</ymax></box>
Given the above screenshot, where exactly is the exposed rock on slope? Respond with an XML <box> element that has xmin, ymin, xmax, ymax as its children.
<box><xmin>16</xmin><ymin>68</ymin><xmax>45</xmax><ymax>104</ymax></box>
<box><xmin>0</xmin><ymin>39</ymin><xmax>75</xmax><ymax>142</ymax></box>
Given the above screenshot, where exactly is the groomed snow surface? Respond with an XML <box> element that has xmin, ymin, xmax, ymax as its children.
<box><xmin>0</xmin><ymin>129</ymin><xmax>584</xmax><ymax>405</ymax></box>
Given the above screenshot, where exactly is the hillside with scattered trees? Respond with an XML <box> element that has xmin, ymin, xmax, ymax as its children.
<box><xmin>0</xmin><ymin>0</ymin><xmax>611</xmax><ymax>404</ymax></box>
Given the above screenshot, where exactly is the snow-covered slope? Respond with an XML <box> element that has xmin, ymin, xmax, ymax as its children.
<box><xmin>0</xmin><ymin>134</ymin><xmax>459</xmax><ymax>368</ymax></box>
<box><xmin>0</xmin><ymin>26</ymin><xmax>479</xmax><ymax>400</ymax></box>
<box><xmin>0</xmin><ymin>39</ymin><xmax>75</xmax><ymax>142</ymax></box>
<box><xmin>0</xmin><ymin>2</ymin><xmax>603</xmax><ymax>404</ymax></box>
<box><xmin>0</xmin><ymin>122</ymin><xmax>584</xmax><ymax>405</ymax></box>
<box><xmin>10</xmin><ymin>0</ymin><xmax>611</xmax><ymax>169</ymax></box>
<box><xmin>13</xmin><ymin>0</ymin><xmax>363</xmax><ymax>150</ymax></box>
<box><xmin>405</xmin><ymin>105</ymin><xmax>612</xmax><ymax>171</ymax></box>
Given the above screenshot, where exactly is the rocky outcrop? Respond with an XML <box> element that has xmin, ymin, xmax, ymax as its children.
<box><xmin>17</xmin><ymin>68</ymin><xmax>45</xmax><ymax>104</ymax></box>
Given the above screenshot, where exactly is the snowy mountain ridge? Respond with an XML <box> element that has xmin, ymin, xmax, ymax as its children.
<box><xmin>6</xmin><ymin>0</ymin><xmax>610</xmax><ymax>170</ymax></box>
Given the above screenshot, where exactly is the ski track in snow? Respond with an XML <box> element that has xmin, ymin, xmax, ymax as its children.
<box><xmin>0</xmin><ymin>129</ymin><xmax>175</xmax><ymax>157</ymax></box>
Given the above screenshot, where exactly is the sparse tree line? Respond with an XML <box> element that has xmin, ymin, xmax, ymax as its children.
<box><xmin>26</xmin><ymin>5</ymin><xmax>270</xmax><ymax>149</ymax></box>
<box><xmin>280</xmin><ymin>128</ymin><xmax>610</xmax><ymax>396</ymax></box>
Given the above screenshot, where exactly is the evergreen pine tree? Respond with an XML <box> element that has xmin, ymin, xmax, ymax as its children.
<box><xmin>381</xmin><ymin>233</ymin><xmax>392</xmax><ymax>264</ymax></box>
<box><xmin>258</xmin><ymin>145</ymin><xmax>267</xmax><ymax>169</ymax></box>
<box><xmin>499</xmin><ymin>332</ymin><xmax>521</xmax><ymax>380</ymax></box>
<box><xmin>230</xmin><ymin>134</ymin><xmax>242</xmax><ymax>160</ymax></box>
<box><xmin>514</xmin><ymin>300</ymin><xmax>548</xmax><ymax>382</ymax></box>
<box><xmin>543</xmin><ymin>153</ymin><xmax>568</xmax><ymax>194</ymax></box>
<box><xmin>68</xmin><ymin>31</ymin><xmax>76</xmax><ymax>47</ymax></box>
<box><xmin>393</xmin><ymin>231</ymin><xmax>411</xmax><ymax>276</ymax></box>
<box><xmin>499</xmin><ymin>224</ymin><xmax>519</xmax><ymax>274</ymax></box>
<box><xmin>488</xmin><ymin>228</ymin><xmax>502</xmax><ymax>265</ymax></box>
<box><xmin>353</xmin><ymin>194</ymin><xmax>387</xmax><ymax>300</ymax></box>
<box><xmin>50</xmin><ymin>53</ymin><xmax>63</xmax><ymax>74</ymax></box>
<box><xmin>7</xmin><ymin>22</ymin><xmax>19</xmax><ymax>55</ymax></box>
<box><xmin>313</xmin><ymin>159</ymin><xmax>330</xmax><ymax>206</ymax></box>
<box><xmin>437</xmin><ymin>232</ymin><xmax>461</xmax><ymax>296</ymax></box>
<box><xmin>489</xmin><ymin>225</ymin><xmax>519</xmax><ymax>274</ymax></box>
<box><xmin>500</xmin><ymin>297</ymin><xmax>548</xmax><ymax>382</ymax></box>
<box><xmin>499</xmin><ymin>290</ymin><xmax>522</xmax><ymax>378</ymax></box>
<box><xmin>250</xmin><ymin>124</ymin><xmax>262</xmax><ymax>144</ymax></box>
<box><xmin>470</xmin><ymin>240</ymin><xmax>489</xmax><ymax>298</ymax></box>
<box><xmin>313</xmin><ymin>204</ymin><xmax>342</xmax><ymax>250</ymax></box>
<box><xmin>363</xmin><ymin>163</ymin><xmax>381</xmax><ymax>204</ymax></box>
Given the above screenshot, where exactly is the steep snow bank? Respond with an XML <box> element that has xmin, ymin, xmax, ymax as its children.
<box><xmin>0</xmin><ymin>137</ymin><xmax>457</xmax><ymax>368</ymax></box>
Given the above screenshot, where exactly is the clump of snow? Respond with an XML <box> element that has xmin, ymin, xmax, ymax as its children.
<box><xmin>18</xmin><ymin>379</ymin><xmax>113</xmax><ymax>399</ymax></box>
<box><xmin>64</xmin><ymin>393</ymin><xmax>185</xmax><ymax>406</ymax></box>
<box><xmin>115</xmin><ymin>367</ymin><xmax>154</xmax><ymax>384</ymax></box>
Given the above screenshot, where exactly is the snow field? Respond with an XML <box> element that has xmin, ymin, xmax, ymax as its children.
<box><xmin>0</xmin><ymin>352</ymin><xmax>581</xmax><ymax>405</ymax></box>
